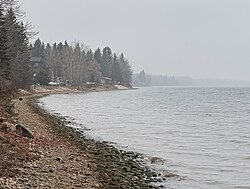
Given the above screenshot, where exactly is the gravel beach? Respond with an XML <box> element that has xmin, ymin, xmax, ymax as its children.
<box><xmin>0</xmin><ymin>88</ymin><xmax>162</xmax><ymax>189</ymax></box>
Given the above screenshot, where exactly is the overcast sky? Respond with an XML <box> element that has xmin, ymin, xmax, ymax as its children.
<box><xmin>20</xmin><ymin>0</ymin><xmax>250</xmax><ymax>81</ymax></box>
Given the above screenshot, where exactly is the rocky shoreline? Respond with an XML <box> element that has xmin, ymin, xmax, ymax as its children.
<box><xmin>0</xmin><ymin>87</ymin><xmax>167</xmax><ymax>189</ymax></box>
<box><xmin>31</xmin><ymin>94</ymin><xmax>165</xmax><ymax>188</ymax></box>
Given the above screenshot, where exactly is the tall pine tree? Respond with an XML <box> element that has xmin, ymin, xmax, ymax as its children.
<box><xmin>111</xmin><ymin>54</ymin><xmax>122</xmax><ymax>82</ymax></box>
<box><xmin>0</xmin><ymin>5</ymin><xmax>10</xmax><ymax>81</ymax></box>
<box><xmin>5</xmin><ymin>8</ymin><xmax>32</xmax><ymax>89</ymax></box>
<box><xmin>94</xmin><ymin>47</ymin><xmax>102</xmax><ymax>64</ymax></box>
<box><xmin>101</xmin><ymin>47</ymin><xmax>112</xmax><ymax>77</ymax></box>
<box><xmin>119</xmin><ymin>53</ymin><xmax>133</xmax><ymax>85</ymax></box>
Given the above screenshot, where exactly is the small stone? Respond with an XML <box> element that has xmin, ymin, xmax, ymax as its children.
<box><xmin>152</xmin><ymin>173</ymin><xmax>158</xmax><ymax>177</ymax></box>
<box><xmin>74</xmin><ymin>184</ymin><xmax>82</xmax><ymax>187</ymax></box>
<box><xmin>0</xmin><ymin>134</ymin><xmax>6</xmax><ymax>141</ymax></box>
<box><xmin>16</xmin><ymin>124</ymin><xmax>33</xmax><ymax>138</ymax></box>
<box><xmin>132</xmin><ymin>176</ymin><xmax>139</xmax><ymax>181</ymax></box>
<box><xmin>94</xmin><ymin>184</ymin><xmax>100</xmax><ymax>187</ymax></box>
<box><xmin>55</xmin><ymin>157</ymin><xmax>62</xmax><ymax>161</ymax></box>
<box><xmin>0</xmin><ymin>117</ymin><xmax>6</xmax><ymax>123</ymax></box>
<box><xmin>49</xmin><ymin>168</ymin><xmax>54</xmax><ymax>173</ymax></box>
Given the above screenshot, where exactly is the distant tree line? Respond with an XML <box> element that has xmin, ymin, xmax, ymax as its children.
<box><xmin>132</xmin><ymin>70</ymin><xmax>150</xmax><ymax>86</ymax></box>
<box><xmin>133</xmin><ymin>71</ymin><xmax>193</xmax><ymax>86</ymax></box>
<box><xmin>133</xmin><ymin>71</ymin><xmax>250</xmax><ymax>86</ymax></box>
<box><xmin>0</xmin><ymin>0</ymin><xmax>33</xmax><ymax>92</ymax></box>
<box><xmin>31</xmin><ymin>39</ymin><xmax>133</xmax><ymax>87</ymax></box>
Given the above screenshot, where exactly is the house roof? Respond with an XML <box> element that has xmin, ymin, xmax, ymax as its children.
<box><xmin>30</xmin><ymin>57</ymin><xmax>42</xmax><ymax>63</ymax></box>
<box><xmin>102</xmin><ymin>76</ymin><xmax>112</xmax><ymax>81</ymax></box>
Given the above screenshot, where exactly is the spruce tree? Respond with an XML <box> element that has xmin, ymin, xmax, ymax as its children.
<box><xmin>0</xmin><ymin>5</ymin><xmax>10</xmax><ymax>80</ymax></box>
<box><xmin>119</xmin><ymin>53</ymin><xmax>133</xmax><ymax>85</ymax></box>
<box><xmin>5</xmin><ymin>8</ymin><xmax>32</xmax><ymax>89</ymax></box>
<box><xmin>32</xmin><ymin>38</ymin><xmax>45</xmax><ymax>58</ymax></box>
<box><xmin>101</xmin><ymin>47</ymin><xmax>112</xmax><ymax>77</ymax></box>
<box><xmin>138</xmin><ymin>70</ymin><xmax>147</xmax><ymax>84</ymax></box>
<box><xmin>87</xmin><ymin>49</ymin><xmax>94</xmax><ymax>61</ymax></box>
<box><xmin>94</xmin><ymin>48</ymin><xmax>102</xmax><ymax>64</ymax></box>
<box><xmin>111</xmin><ymin>54</ymin><xmax>122</xmax><ymax>82</ymax></box>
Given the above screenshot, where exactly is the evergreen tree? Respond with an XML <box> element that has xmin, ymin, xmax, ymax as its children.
<box><xmin>119</xmin><ymin>53</ymin><xmax>133</xmax><ymax>85</ymax></box>
<box><xmin>111</xmin><ymin>54</ymin><xmax>122</xmax><ymax>82</ymax></box>
<box><xmin>101</xmin><ymin>47</ymin><xmax>112</xmax><ymax>77</ymax></box>
<box><xmin>36</xmin><ymin>69</ymin><xmax>50</xmax><ymax>85</ymax></box>
<box><xmin>32</xmin><ymin>38</ymin><xmax>44</xmax><ymax>58</ymax></box>
<box><xmin>0</xmin><ymin>5</ymin><xmax>10</xmax><ymax>81</ymax></box>
<box><xmin>64</xmin><ymin>40</ymin><xmax>69</xmax><ymax>48</ymax></box>
<box><xmin>62</xmin><ymin>40</ymin><xmax>73</xmax><ymax>82</ymax></box>
<box><xmin>44</xmin><ymin>43</ymin><xmax>53</xmax><ymax>80</ymax></box>
<box><xmin>5</xmin><ymin>8</ymin><xmax>32</xmax><ymax>89</ymax></box>
<box><xmin>31</xmin><ymin>38</ymin><xmax>50</xmax><ymax>85</ymax></box>
<box><xmin>86</xmin><ymin>49</ymin><xmax>94</xmax><ymax>61</ymax></box>
<box><xmin>94</xmin><ymin>47</ymin><xmax>102</xmax><ymax>64</ymax></box>
<box><xmin>55</xmin><ymin>42</ymin><xmax>64</xmax><ymax>79</ymax></box>
<box><xmin>137</xmin><ymin>70</ymin><xmax>147</xmax><ymax>85</ymax></box>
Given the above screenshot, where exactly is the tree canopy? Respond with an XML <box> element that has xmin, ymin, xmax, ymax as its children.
<box><xmin>0</xmin><ymin>1</ymin><xmax>32</xmax><ymax>92</ymax></box>
<box><xmin>0</xmin><ymin>0</ymin><xmax>133</xmax><ymax>92</ymax></box>
<box><xmin>31</xmin><ymin>39</ymin><xmax>133</xmax><ymax>86</ymax></box>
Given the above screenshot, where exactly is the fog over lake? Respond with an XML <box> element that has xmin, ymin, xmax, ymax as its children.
<box><xmin>3</xmin><ymin>0</ymin><xmax>250</xmax><ymax>188</ymax></box>
<box><xmin>21</xmin><ymin>0</ymin><xmax>250</xmax><ymax>81</ymax></box>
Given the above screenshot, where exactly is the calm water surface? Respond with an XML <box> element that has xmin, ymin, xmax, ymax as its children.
<box><xmin>39</xmin><ymin>87</ymin><xmax>250</xmax><ymax>189</ymax></box>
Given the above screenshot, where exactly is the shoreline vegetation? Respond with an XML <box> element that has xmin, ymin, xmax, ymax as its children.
<box><xmin>0</xmin><ymin>85</ymin><xmax>166</xmax><ymax>189</ymax></box>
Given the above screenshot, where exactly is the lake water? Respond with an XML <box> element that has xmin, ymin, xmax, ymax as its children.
<box><xmin>39</xmin><ymin>87</ymin><xmax>250</xmax><ymax>189</ymax></box>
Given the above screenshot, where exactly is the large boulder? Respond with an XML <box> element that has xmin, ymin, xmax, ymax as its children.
<box><xmin>16</xmin><ymin>124</ymin><xmax>33</xmax><ymax>138</ymax></box>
